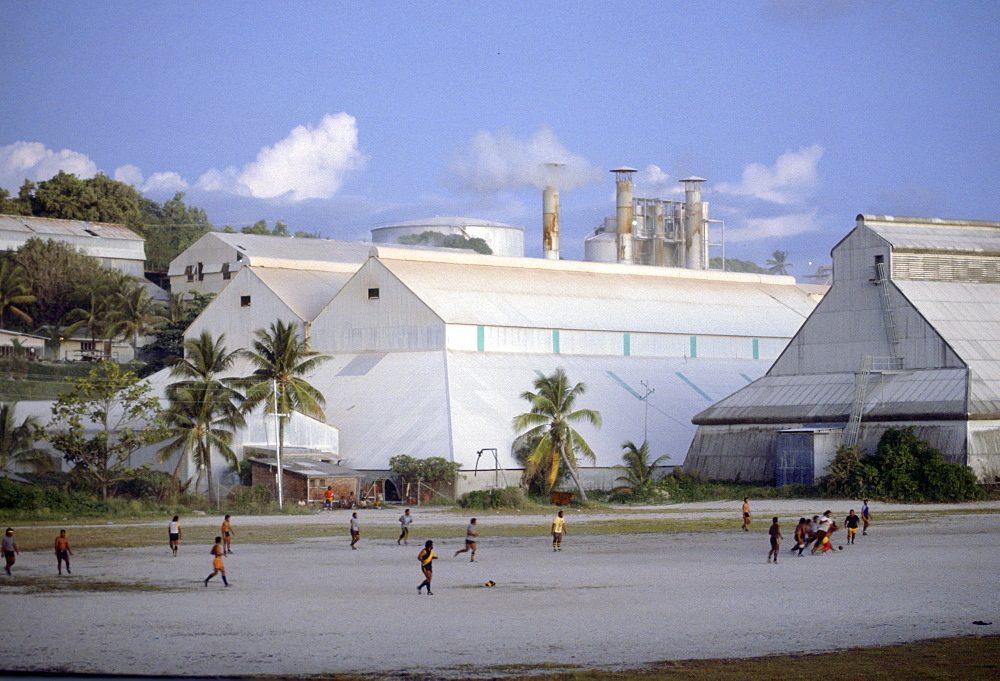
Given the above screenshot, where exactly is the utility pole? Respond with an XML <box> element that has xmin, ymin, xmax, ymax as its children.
<box><xmin>272</xmin><ymin>378</ymin><xmax>288</xmax><ymax>510</ymax></box>
<box><xmin>641</xmin><ymin>380</ymin><xmax>655</xmax><ymax>445</ymax></box>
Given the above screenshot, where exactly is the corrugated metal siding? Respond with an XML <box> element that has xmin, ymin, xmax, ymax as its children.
<box><xmin>0</xmin><ymin>214</ymin><xmax>143</xmax><ymax>240</ymax></box>
<box><xmin>251</xmin><ymin>268</ymin><xmax>352</xmax><ymax>321</ymax></box>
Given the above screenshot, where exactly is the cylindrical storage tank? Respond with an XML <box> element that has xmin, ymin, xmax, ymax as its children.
<box><xmin>612</xmin><ymin>167</ymin><xmax>636</xmax><ymax>264</ymax></box>
<box><xmin>371</xmin><ymin>217</ymin><xmax>524</xmax><ymax>257</ymax></box>
<box><xmin>584</xmin><ymin>228</ymin><xmax>618</xmax><ymax>263</ymax></box>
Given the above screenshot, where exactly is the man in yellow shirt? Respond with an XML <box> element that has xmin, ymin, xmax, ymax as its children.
<box><xmin>551</xmin><ymin>511</ymin><xmax>567</xmax><ymax>551</ymax></box>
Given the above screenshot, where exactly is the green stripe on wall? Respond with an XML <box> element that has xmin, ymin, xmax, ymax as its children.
<box><xmin>552</xmin><ymin>329</ymin><xmax>561</xmax><ymax>354</ymax></box>
<box><xmin>752</xmin><ymin>338</ymin><xmax>759</xmax><ymax>359</ymax></box>
<box><xmin>689</xmin><ymin>336</ymin><xmax>697</xmax><ymax>358</ymax></box>
<box><xmin>623</xmin><ymin>332</ymin><xmax>631</xmax><ymax>356</ymax></box>
<box><xmin>477</xmin><ymin>325</ymin><xmax>485</xmax><ymax>352</ymax></box>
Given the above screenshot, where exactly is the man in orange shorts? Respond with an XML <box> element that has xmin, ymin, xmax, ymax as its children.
<box><xmin>204</xmin><ymin>537</ymin><xmax>229</xmax><ymax>587</ymax></box>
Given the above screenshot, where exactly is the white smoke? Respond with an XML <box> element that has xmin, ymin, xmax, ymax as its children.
<box><xmin>446</xmin><ymin>126</ymin><xmax>600</xmax><ymax>193</ymax></box>
<box><xmin>634</xmin><ymin>164</ymin><xmax>684</xmax><ymax>199</ymax></box>
<box><xmin>0</xmin><ymin>141</ymin><xmax>98</xmax><ymax>191</ymax></box>
<box><xmin>716</xmin><ymin>145</ymin><xmax>824</xmax><ymax>205</ymax></box>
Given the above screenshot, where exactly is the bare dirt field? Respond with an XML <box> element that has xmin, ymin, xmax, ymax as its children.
<box><xmin>1</xmin><ymin>500</ymin><xmax>998</xmax><ymax>679</ymax></box>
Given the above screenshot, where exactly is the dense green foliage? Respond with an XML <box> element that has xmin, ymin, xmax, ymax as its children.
<box><xmin>47</xmin><ymin>363</ymin><xmax>167</xmax><ymax>500</ymax></box>
<box><xmin>389</xmin><ymin>454</ymin><xmax>462</xmax><ymax>485</ymax></box>
<box><xmin>139</xmin><ymin>292</ymin><xmax>214</xmax><ymax>375</ymax></box>
<box><xmin>708</xmin><ymin>256</ymin><xmax>767</xmax><ymax>273</ymax></box>
<box><xmin>457</xmin><ymin>486</ymin><xmax>532</xmax><ymax>509</ymax></box>
<box><xmin>397</xmin><ymin>230</ymin><xmax>493</xmax><ymax>254</ymax></box>
<box><xmin>821</xmin><ymin>427</ymin><xmax>984</xmax><ymax>502</ymax></box>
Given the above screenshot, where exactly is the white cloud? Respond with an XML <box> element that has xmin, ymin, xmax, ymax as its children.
<box><xmin>114</xmin><ymin>164</ymin><xmax>144</xmax><ymax>187</ymax></box>
<box><xmin>143</xmin><ymin>171</ymin><xmax>188</xmax><ymax>193</ymax></box>
<box><xmin>725</xmin><ymin>211</ymin><xmax>820</xmax><ymax>243</ymax></box>
<box><xmin>634</xmin><ymin>164</ymin><xmax>684</xmax><ymax>199</ymax></box>
<box><xmin>198</xmin><ymin>113</ymin><xmax>366</xmax><ymax>201</ymax></box>
<box><xmin>446</xmin><ymin>126</ymin><xmax>600</xmax><ymax>193</ymax></box>
<box><xmin>0</xmin><ymin>141</ymin><xmax>99</xmax><ymax>192</ymax></box>
<box><xmin>716</xmin><ymin>145</ymin><xmax>824</xmax><ymax>204</ymax></box>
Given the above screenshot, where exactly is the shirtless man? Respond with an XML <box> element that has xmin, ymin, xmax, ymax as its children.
<box><xmin>204</xmin><ymin>536</ymin><xmax>229</xmax><ymax>587</ymax></box>
<box><xmin>54</xmin><ymin>529</ymin><xmax>73</xmax><ymax>575</ymax></box>
<box><xmin>221</xmin><ymin>515</ymin><xmax>234</xmax><ymax>554</ymax></box>
<box><xmin>741</xmin><ymin>498</ymin><xmax>752</xmax><ymax>531</ymax></box>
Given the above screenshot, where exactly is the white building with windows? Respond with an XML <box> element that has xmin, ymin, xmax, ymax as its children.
<box><xmin>0</xmin><ymin>214</ymin><xmax>146</xmax><ymax>277</ymax></box>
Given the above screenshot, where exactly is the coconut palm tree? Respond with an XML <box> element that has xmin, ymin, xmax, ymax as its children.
<box><xmin>239</xmin><ymin>320</ymin><xmax>330</xmax><ymax>507</ymax></box>
<box><xmin>613</xmin><ymin>440</ymin><xmax>670</xmax><ymax>491</ymax></box>
<box><xmin>0</xmin><ymin>401</ymin><xmax>50</xmax><ymax>472</ymax></box>
<box><xmin>159</xmin><ymin>383</ymin><xmax>243</xmax><ymax>502</ymax></box>
<box><xmin>0</xmin><ymin>259</ymin><xmax>36</xmax><ymax>329</ymax></box>
<box><xmin>159</xmin><ymin>331</ymin><xmax>244</xmax><ymax>502</ymax></box>
<box><xmin>512</xmin><ymin>368</ymin><xmax>601</xmax><ymax>502</ymax></box>
<box><xmin>765</xmin><ymin>250</ymin><xmax>792</xmax><ymax>276</ymax></box>
<box><xmin>107</xmin><ymin>281</ymin><xmax>168</xmax><ymax>358</ymax></box>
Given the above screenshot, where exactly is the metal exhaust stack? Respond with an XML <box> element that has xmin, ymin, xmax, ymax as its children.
<box><xmin>682</xmin><ymin>176</ymin><xmax>707</xmax><ymax>270</ymax></box>
<box><xmin>612</xmin><ymin>166</ymin><xmax>637</xmax><ymax>264</ymax></box>
<box><xmin>542</xmin><ymin>162</ymin><xmax>564</xmax><ymax>260</ymax></box>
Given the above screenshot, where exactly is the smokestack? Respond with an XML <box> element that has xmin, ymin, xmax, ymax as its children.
<box><xmin>542</xmin><ymin>162</ymin><xmax>564</xmax><ymax>260</ymax></box>
<box><xmin>612</xmin><ymin>167</ymin><xmax>637</xmax><ymax>264</ymax></box>
<box><xmin>682</xmin><ymin>177</ymin><xmax>707</xmax><ymax>270</ymax></box>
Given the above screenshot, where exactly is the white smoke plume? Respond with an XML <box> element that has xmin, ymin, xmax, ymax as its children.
<box><xmin>446</xmin><ymin>126</ymin><xmax>600</xmax><ymax>193</ymax></box>
<box><xmin>0</xmin><ymin>141</ymin><xmax>98</xmax><ymax>191</ymax></box>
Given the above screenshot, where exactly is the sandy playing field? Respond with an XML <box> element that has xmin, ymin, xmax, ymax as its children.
<box><xmin>1</xmin><ymin>500</ymin><xmax>998</xmax><ymax>679</ymax></box>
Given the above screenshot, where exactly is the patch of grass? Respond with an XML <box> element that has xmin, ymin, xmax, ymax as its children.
<box><xmin>0</xmin><ymin>575</ymin><xmax>185</xmax><ymax>594</ymax></box>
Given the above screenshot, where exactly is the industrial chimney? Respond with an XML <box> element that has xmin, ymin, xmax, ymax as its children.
<box><xmin>682</xmin><ymin>177</ymin><xmax>707</xmax><ymax>270</ymax></box>
<box><xmin>612</xmin><ymin>167</ymin><xmax>637</xmax><ymax>264</ymax></box>
<box><xmin>542</xmin><ymin>162</ymin><xmax>564</xmax><ymax>260</ymax></box>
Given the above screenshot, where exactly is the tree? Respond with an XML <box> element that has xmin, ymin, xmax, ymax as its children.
<box><xmin>0</xmin><ymin>402</ymin><xmax>50</xmax><ymax>472</ymax></box>
<box><xmin>0</xmin><ymin>187</ymin><xmax>30</xmax><ymax>215</ymax></box>
<box><xmin>613</xmin><ymin>440</ymin><xmax>670</xmax><ymax>491</ymax></box>
<box><xmin>139</xmin><ymin>292</ymin><xmax>214</xmax><ymax>376</ymax></box>
<box><xmin>15</xmin><ymin>237</ymin><xmax>106</xmax><ymax>328</ymax></box>
<box><xmin>397</xmin><ymin>231</ymin><xmax>493</xmax><ymax>255</ymax></box>
<box><xmin>0</xmin><ymin>259</ymin><xmax>36</xmax><ymax>329</ymax></box>
<box><xmin>389</xmin><ymin>454</ymin><xmax>462</xmax><ymax>494</ymax></box>
<box><xmin>107</xmin><ymin>280</ymin><xmax>168</xmax><ymax>357</ymax></box>
<box><xmin>512</xmin><ymin>368</ymin><xmax>601</xmax><ymax>501</ymax></box>
<box><xmin>159</xmin><ymin>331</ymin><xmax>245</xmax><ymax>501</ymax></box>
<box><xmin>47</xmin><ymin>362</ymin><xmax>166</xmax><ymax>500</ymax></box>
<box><xmin>239</xmin><ymin>320</ymin><xmax>331</xmax><ymax>507</ymax></box>
<box><xmin>709</xmin><ymin>256</ymin><xmax>766</xmax><ymax>274</ymax></box>
<box><xmin>139</xmin><ymin>192</ymin><xmax>212</xmax><ymax>273</ymax></box>
<box><xmin>765</xmin><ymin>250</ymin><xmax>792</xmax><ymax>276</ymax></box>
<box><xmin>25</xmin><ymin>172</ymin><xmax>145</xmax><ymax>232</ymax></box>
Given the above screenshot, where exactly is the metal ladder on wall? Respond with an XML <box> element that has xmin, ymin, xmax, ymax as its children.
<box><xmin>875</xmin><ymin>261</ymin><xmax>900</xmax><ymax>355</ymax></box>
<box><xmin>845</xmin><ymin>355</ymin><xmax>874</xmax><ymax>447</ymax></box>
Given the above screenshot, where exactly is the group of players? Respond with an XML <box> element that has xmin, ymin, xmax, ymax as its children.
<box><xmin>761</xmin><ymin>499</ymin><xmax>872</xmax><ymax>564</ymax></box>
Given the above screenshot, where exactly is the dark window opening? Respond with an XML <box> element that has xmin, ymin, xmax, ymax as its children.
<box><xmin>240</xmin><ymin>295</ymin><xmax>251</xmax><ymax>307</ymax></box>
<box><xmin>236</xmin><ymin>252</ymin><xmax>243</xmax><ymax>261</ymax></box>
<box><xmin>84</xmin><ymin>229</ymin><xmax>99</xmax><ymax>237</ymax></box>
<box><xmin>185</xmin><ymin>265</ymin><xmax>194</xmax><ymax>282</ymax></box>
<box><xmin>222</xmin><ymin>263</ymin><xmax>231</xmax><ymax>280</ymax></box>
<box><xmin>368</xmin><ymin>288</ymin><xmax>380</xmax><ymax>300</ymax></box>
<box><xmin>197</xmin><ymin>262</ymin><xmax>204</xmax><ymax>282</ymax></box>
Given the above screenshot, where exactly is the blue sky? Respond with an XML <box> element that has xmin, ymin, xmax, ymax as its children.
<box><xmin>2</xmin><ymin>0</ymin><xmax>997</xmax><ymax>277</ymax></box>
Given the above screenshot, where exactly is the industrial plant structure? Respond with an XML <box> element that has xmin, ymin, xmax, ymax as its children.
<box><xmin>159</xmin><ymin>169</ymin><xmax>824</xmax><ymax>498</ymax></box>
<box><xmin>684</xmin><ymin>214</ymin><xmax>1000</xmax><ymax>484</ymax></box>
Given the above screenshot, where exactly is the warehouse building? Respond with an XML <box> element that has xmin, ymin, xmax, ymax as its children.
<box><xmin>684</xmin><ymin>214</ymin><xmax>1000</xmax><ymax>483</ymax></box>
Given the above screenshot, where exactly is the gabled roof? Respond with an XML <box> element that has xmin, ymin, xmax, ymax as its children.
<box><xmin>248</xmin><ymin>456</ymin><xmax>364</xmax><ymax>478</ymax></box>
<box><xmin>856</xmin><ymin>214</ymin><xmax>1000</xmax><ymax>255</ymax></box>
<box><xmin>249</xmin><ymin>268</ymin><xmax>354</xmax><ymax>322</ymax></box>
<box><xmin>896</xmin><ymin>279</ymin><xmax>1000</xmax><ymax>413</ymax></box>
<box><xmin>168</xmin><ymin>232</ymin><xmax>372</xmax><ymax>275</ymax></box>
<box><xmin>0</xmin><ymin>214</ymin><xmax>143</xmax><ymax>241</ymax></box>
<box><xmin>370</xmin><ymin>247</ymin><xmax>816</xmax><ymax>337</ymax></box>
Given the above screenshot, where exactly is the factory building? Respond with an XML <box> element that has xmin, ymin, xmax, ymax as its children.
<box><xmin>168</xmin><ymin>232</ymin><xmax>372</xmax><ymax>296</ymax></box>
<box><xmin>159</xmin><ymin>170</ymin><xmax>824</xmax><ymax>496</ymax></box>
<box><xmin>0</xmin><ymin>214</ymin><xmax>146</xmax><ymax>277</ymax></box>
<box><xmin>684</xmin><ymin>214</ymin><xmax>1000</xmax><ymax>484</ymax></box>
